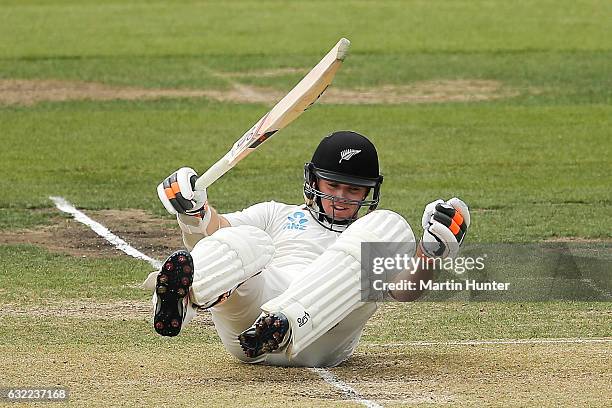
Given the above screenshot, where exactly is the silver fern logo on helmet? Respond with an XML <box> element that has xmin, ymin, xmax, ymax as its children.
<box><xmin>339</xmin><ymin>149</ymin><xmax>361</xmax><ymax>163</ymax></box>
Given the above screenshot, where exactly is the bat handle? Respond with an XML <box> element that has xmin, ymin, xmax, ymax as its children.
<box><xmin>194</xmin><ymin>157</ymin><xmax>233</xmax><ymax>191</ymax></box>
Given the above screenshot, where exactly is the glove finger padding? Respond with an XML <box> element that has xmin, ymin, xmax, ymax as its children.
<box><xmin>175</xmin><ymin>167</ymin><xmax>208</xmax><ymax>216</ymax></box>
<box><xmin>421</xmin><ymin>199</ymin><xmax>444</xmax><ymax>229</ymax></box>
<box><xmin>433</xmin><ymin>202</ymin><xmax>468</xmax><ymax>245</ymax></box>
<box><xmin>176</xmin><ymin>167</ymin><xmax>196</xmax><ymax>200</ymax></box>
<box><xmin>164</xmin><ymin>172</ymin><xmax>194</xmax><ymax>213</ymax></box>
<box><xmin>422</xmin><ymin>221</ymin><xmax>459</xmax><ymax>258</ymax></box>
<box><xmin>420</xmin><ymin>198</ymin><xmax>470</xmax><ymax>259</ymax></box>
<box><xmin>157</xmin><ymin>182</ymin><xmax>177</xmax><ymax>214</ymax></box>
<box><xmin>447</xmin><ymin>197</ymin><xmax>470</xmax><ymax>228</ymax></box>
<box><xmin>157</xmin><ymin>167</ymin><xmax>208</xmax><ymax>216</ymax></box>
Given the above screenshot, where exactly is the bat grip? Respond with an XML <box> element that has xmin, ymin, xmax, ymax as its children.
<box><xmin>194</xmin><ymin>158</ymin><xmax>233</xmax><ymax>191</ymax></box>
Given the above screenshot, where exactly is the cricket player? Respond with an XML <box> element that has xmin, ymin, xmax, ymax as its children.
<box><xmin>145</xmin><ymin>130</ymin><xmax>470</xmax><ymax>367</ymax></box>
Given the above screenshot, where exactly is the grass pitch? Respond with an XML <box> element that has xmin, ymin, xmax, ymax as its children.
<box><xmin>0</xmin><ymin>1</ymin><xmax>610</xmax><ymax>407</ymax></box>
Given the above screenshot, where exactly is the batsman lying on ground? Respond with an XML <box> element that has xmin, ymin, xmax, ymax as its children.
<box><xmin>143</xmin><ymin>130</ymin><xmax>470</xmax><ymax>367</ymax></box>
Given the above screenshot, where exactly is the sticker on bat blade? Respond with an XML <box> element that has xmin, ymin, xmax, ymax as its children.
<box><xmin>231</xmin><ymin>123</ymin><xmax>258</xmax><ymax>155</ymax></box>
<box><xmin>248</xmin><ymin>130</ymin><xmax>278</xmax><ymax>149</ymax></box>
<box><xmin>230</xmin><ymin>117</ymin><xmax>266</xmax><ymax>158</ymax></box>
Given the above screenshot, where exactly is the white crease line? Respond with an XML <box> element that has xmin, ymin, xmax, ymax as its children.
<box><xmin>308</xmin><ymin>368</ymin><xmax>383</xmax><ymax>408</ymax></box>
<box><xmin>50</xmin><ymin>196</ymin><xmax>162</xmax><ymax>269</ymax></box>
<box><xmin>369</xmin><ymin>338</ymin><xmax>612</xmax><ymax>347</ymax></box>
<box><xmin>50</xmin><ymin>196</ymin><xmax>382</xmax><ymax>408</ymax></box>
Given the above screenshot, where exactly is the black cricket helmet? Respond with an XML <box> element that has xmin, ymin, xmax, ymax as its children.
<box><xmin>304</xmin><ymin>130</ymin><xmax>383</xmax><ymax>231</ymax></box>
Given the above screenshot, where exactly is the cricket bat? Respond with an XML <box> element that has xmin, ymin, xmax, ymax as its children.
<box><xmin>194</xmin><ymin>38</ymin><xmax>350</xmax><ymax>191</ymax></box>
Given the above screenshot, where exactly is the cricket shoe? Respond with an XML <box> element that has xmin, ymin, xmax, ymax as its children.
<box><xmin>238</xmin><ymin>312</ymin><xmax>290</xmax><ymax>358</ymax></box>
<box><xmin>153</xmin><ymin>250</ymin><xmax>194</xmax><ymax>337</ymax></box>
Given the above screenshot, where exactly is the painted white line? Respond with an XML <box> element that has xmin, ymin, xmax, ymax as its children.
<box><xmin>370</xmin><ymin>338</ymin><xmax>612</xmax><ymax>347</ymax></box>
<box><xmin>51</xmin><ymin>196</ymin><xmax>382</xmax><ymax>408</ymax></box>
<box><xmin>308</xmin><ymin>368</ymin><xmax>383</xmax><ymax>408</ymax></box>
<box><xmin>50</xmin><ymin>196</ymin><xmax>162</xmax><ymax>269</ymax></box>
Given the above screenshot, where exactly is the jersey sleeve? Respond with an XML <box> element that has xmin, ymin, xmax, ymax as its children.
<box><xmin>222</xmin><ymin>201</ymin><xmax>280</xmax><ymax>233</ymax></box>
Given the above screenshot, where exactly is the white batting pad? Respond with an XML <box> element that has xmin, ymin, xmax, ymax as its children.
<box><xmin>191</xmin><ymin>225</ymin><xmax>275</xmax><ymax>306</ymax></box>
<box><xmin>262</xmin><ymin>210</ymin><xmax>415</xmax><ymax>357</ymax></box>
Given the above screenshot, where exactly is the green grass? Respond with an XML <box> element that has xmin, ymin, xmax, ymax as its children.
<box><xmin>0</xmin><ymin>102</ymin><xmax>609</xmax><ymax>240</ymax></box>
<box><xmin>0</xmin><ymin>0</ymin><xmax>610</xmax><ymax>58</ymax></box>
<box><xmin>0</xmin><ymin>246</ymin><xmax>151</xmax><ymax>302</ymax></box>
<box><xmin>0</xmin><ymin>208</ymin><xmax>55</xmax><ymax>229</ymax></box>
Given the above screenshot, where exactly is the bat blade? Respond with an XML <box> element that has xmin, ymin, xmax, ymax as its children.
<box><xmin>194</xmin><ymin>38</ymin><xmax>350</xmax><ymax>191</ymax></box>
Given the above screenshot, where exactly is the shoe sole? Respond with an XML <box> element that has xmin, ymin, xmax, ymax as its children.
<box><xmin>238</xmin><ymin>313</ymin><xmax>289</xmax><ymax>358</ymax></box>
<box><xmin>153</xmin><ymin>250</ymin><xmax>193</xmax><ymax>337</ymax></box>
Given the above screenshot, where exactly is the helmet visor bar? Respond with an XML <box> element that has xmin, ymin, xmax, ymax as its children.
<box><xmin>312</xmin><ymin>168</ymin><xmax>380</xmax><ymax>188</ymax></box>
<box><xmin>305</xmin><ymin>184</ymin><xmax>379</xmax><ymax>208</ymax></box>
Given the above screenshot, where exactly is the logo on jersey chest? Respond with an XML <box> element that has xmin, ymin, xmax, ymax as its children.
<box><xmin>283</xmin><ymin>211</ymin><xmax>309</xmax><ymax>231</ymax></box>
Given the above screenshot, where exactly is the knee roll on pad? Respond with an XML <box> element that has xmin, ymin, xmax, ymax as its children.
<box><xmin>344</xmin><ymin>209</ymin><xmax>415</xmax><ymax>243</ymax></box>
<box><xmin>331</xmin><ymin>210</ymin><xmax>416</xmax><ymax>260</ymax></box>
<box><xmin>190</xmin><ymin>226</ymin><xmax>274</xmax><ymax>305</ymax></box>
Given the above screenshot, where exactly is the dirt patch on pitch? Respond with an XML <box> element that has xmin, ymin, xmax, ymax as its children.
<box><xmin>327</xmin><ymin>80</ymin><xmax>519</xmax><ymax>104</ymax></box>
<box><xmin>91</xmin><ymin>209</ymin><xmax>184</xmax><ymax>258</ymax></box>
<box><xmin>337</xmin><ymin>342</ymin><xmax>611</xmax><ymax>406</ymax></box>
<box><xmin>0</xmin><ymin>79</ymin><xmax>261</xmax><ymax>106</ymax></box>
<box><xmin>0</xmin><ymin>78</ymin><xmax>520</xmax><ymax>106</ymax></box>
<box><xmin>0</xmin><ymin>208</ymin><xmax>183</xmax><ymax>259</ymax></box>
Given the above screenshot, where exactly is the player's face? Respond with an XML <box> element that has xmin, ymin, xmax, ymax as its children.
<box><xmin>317</xmin><ymin>179</ymin><xmax>369</xmax><ymax>220</ymax></box>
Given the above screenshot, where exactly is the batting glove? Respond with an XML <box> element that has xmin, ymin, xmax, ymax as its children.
<box><xmin>420</xmin><ymin>197</ymin><xmax>470</xmax><ymax>259</ymax></box>
<box><xmin>157</xmin><ymin>167</ymin><xmax>208</xmax><ymax>217</ymax></box>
